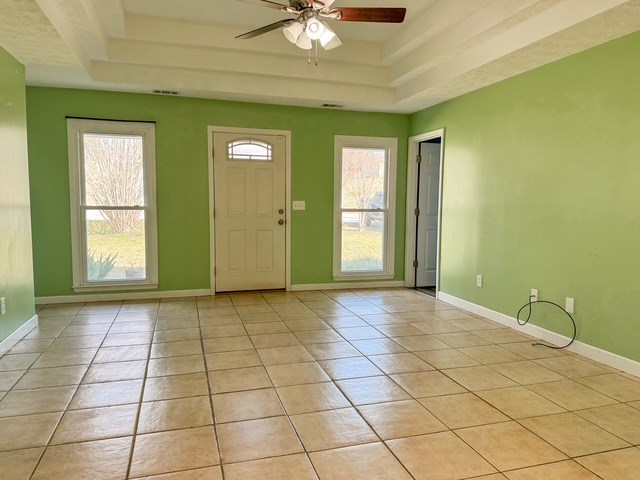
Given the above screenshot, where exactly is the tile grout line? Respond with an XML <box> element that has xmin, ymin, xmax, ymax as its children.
<box><xmin>216</xmin><ymin>292</ymin><xmax>324</xmax><ymax>478</ymax></box>
<box><xmin>382</xmin><ymin>294</ymin><xmax>631</xmax><ymax>477</ymax></box>
<box><xmin>198</xmin><ymin>298</ymin><xmax>232</xmax><ymax>480</ymax></box>
<box><xmin>9</xmin><ymin>306</ymin><xmax>86</xmax><ymax>480</ymax></box>
<box><xmin>361</xmin><ymin>297</ymin><xmax>508</xmax><ymax>478</ymax></box>
<box><xmin>306</xmin><ymin>293</ymin><xmax>419</xmax><ymax>480</ymax></box>
<box><xmin>124</xmin><ymin>303</ymin><xmax>160</xmax><ymax>480</ymax></box>
<box><xmin>1</xmin><ymin>311</ymin><xmax>92</xmax><ymax>392</ymax></box>
<box><xmin>308</xmin><ymin>291</ymin><xmax>549</xmax><ymax>478</ymax></box>
<box><xmin>2</xmin><ymin>290</ymin><xmax>637</xmax><ymax>479</ymax></box>
<box><xmin>251</xmin><ymin>292</ymin><xmax>324</xmax><ymax>480</ymax></box>
<box><xmin>28</xmin><ymin>301</ymin><xmax>123</xmax><ymax>480</ymax></box>
<box><xmin>288</xmin><ymin>291</ymin><xmax>419</xmax><ymax>478</ymax></box>
<box><xmin>390</xmin><ymin>335</ymin><xmax>561</xmax><ymax>476</ymax></box>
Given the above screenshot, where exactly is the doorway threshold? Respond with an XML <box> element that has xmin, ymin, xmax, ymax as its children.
<box><xmin>416</xmin><ymin>287</ymin><xmax>436</xmax><ymax>298</ymax></box>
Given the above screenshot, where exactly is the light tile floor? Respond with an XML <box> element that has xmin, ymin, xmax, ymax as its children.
<box><xmin>0</xmin><ymin>288</ymin><xmax>639</xmax><ymax>479</ymax></box>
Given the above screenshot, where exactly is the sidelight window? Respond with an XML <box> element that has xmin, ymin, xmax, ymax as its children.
<box><xmin>333</xmin><ymin>135</ymin><xmax>397</xmax><ymax>280</ymax></box>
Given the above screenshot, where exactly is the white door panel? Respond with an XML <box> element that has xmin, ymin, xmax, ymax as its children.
<box><xmin>424</xmin><ymin>230</ymin><xmax>438</xmax><ymax>271</ymax></box>
<box><xmin>416</xmin><ymin>142</ymin><xmax>441</xmax><ymax>287</ymax></box>
<box><xmin>213</xmin><ymin>133</ymin><xmax>286</xmax><ymax>292</ymax></box>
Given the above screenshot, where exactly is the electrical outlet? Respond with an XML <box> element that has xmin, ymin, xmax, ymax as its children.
<box><xmin>530</xmin><ymin>288</ymin><xmax>538</xmax><ymax>302</ymax></box>
<box><xmin>476</xmin><ymin>274</ymin><xmax>483</xmax><ymax>288</ymax></box>
<box><xmin>565</xmin><ymin>297</ymin><xmax>575</xmax><ymax>314</ymax></box>
<box><xmin>0</xmin><ymin>297</ymin><xmax>5</xmax><ymax>316</ymax></box>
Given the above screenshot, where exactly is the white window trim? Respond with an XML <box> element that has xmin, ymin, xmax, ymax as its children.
<box><xmin>67</xmin><ymin>118</ymin><xmax>158</xmax><ymax>292</ymax></box>
<box><xmin>333</xmin><ymin>135</ymin><xmax>397</xmax><ymax>281</ymax></box>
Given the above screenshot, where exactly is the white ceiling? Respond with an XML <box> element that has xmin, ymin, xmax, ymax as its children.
<box><xmin>1</xmin><ymin>0</ymin><xmax>640</xmax><ymax>113</ymax></box>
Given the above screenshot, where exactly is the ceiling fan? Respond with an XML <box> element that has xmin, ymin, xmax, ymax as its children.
<box><xmin>236</xmin><ymin>0</ymin><xmax>407</xmax><ymax>51</ymax></box>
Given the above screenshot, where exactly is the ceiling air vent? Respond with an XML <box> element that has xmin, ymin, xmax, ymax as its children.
<box><xmin>152</xmin><ymin>90</ymin><xmax>180</xmax><ymax>95</ymax></box>
<box><xmin>322</xmin><ymin>103</ymin><xmax>344</xmax><ymax>108</ymax></box>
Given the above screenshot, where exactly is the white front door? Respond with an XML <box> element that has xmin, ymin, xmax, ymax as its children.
<box><xmin>213</xmin><ymin>132</ymin><xmax>286</xmax><ymax>292</ymax></box>
<box><xmin>416</xmin><ymin>142</ymin><xmax>441</xmax><ymax>287</ymax></box>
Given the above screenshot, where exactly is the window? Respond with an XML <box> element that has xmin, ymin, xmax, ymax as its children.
<box><xmin>228</xmin><ymin>139</ymin><xmax>272</xmax><ymax>161</ymax></box>
<box><xmin>334</xmin><ymin>135</ymin><xmax>397</xmax><ymax>280</ymax></box>
<box><xmin>67</xmin><ymin>119</ymin><xmax>158</xmax><ymax>291</ymax></box>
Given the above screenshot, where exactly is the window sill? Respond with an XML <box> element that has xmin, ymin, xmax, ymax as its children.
<box><xmin>73</xmin><ymin>282</ymin><xmax>159</xmax><ymax>293</ymax></box>
<box><xmin>333</xmin><ymin>273</ymin><xmax>395</xmax><ymax>282</ymax></box>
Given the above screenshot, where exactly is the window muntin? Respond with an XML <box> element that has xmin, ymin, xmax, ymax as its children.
<box><xmin>68</xmin><ymin>119</ymin><xmax>158</xmax><ymax>291</ymax></box>
<box><xmin>334</xmin><ymin>136</ymin><xmax>397</xmax><ymax>280</ymax></box>
<box><xmin>227</xmin><ymin>139</ymin><xmax>273</xmax><ymax>161</ymax></box>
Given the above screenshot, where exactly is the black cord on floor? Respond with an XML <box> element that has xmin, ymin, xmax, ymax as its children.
<box><xmin>516</xmin><ymin>295</ymin><xmax>576</xmax><ymax>349</ymax></box>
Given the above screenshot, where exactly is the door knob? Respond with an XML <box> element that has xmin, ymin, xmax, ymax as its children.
<box><xmin>278</xmin><ymin>219</ymin><xmax>285</xmax><ymax>225</ymax></box>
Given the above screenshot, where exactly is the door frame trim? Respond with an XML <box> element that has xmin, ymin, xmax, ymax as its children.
<box><xmin>404</xmin><ymin>128</ymin><xmax>445</xmax><ymax>290</ymax></box>
<box><xmin>208</xmin><ymin>126</ymin><xmax>292</xmax><ymax>294</ymax></box>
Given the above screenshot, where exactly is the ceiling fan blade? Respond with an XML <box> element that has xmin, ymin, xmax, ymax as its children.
<box><xmin>236</xmin><ymin>0</ymin><xmax>288</xmax><ymax>11</ymax></box>
<box><xmin>335</xmin><ymin>7</ymin><xmax>406</xmax><ymax>23</ymax></box>
<box><xmin>236</xmin><ymin>19</ymin><xmax>295</xmax><ymax>39</ymax></box>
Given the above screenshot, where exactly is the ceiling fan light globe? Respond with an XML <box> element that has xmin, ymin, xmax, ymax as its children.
<box><xmin>322</xmin><ymin>34</ymin><xmax>343</xmax><ymax>50</ymax></box>
<box><xmin>283</xmin><ymin>21</ymin><xmax>304</xmax><ymax>43</ymax></box>
<box><xmin>319</xmin><ymin>21</ymin><xmax>336</xmax><ymax>46</ymax></box>
<box><xmin>296</xmin><ymin>31</ymin><xmax>313</xmax><ymax>50</ymax></box>
<box><xmin>306</xmin><ymin>17</ymin><xmax>325</xmax><ymax>40</ymax></box>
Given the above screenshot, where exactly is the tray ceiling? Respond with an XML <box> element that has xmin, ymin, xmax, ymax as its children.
<box><xmin>1</xmin><ymin>0</ymin><xmax>639</xmax><ymax>112</ymax></box>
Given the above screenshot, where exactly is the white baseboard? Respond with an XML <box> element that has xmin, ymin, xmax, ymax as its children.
<box><xmin>438</xmin><ymin>292</ymin><xmax>640</xmax><ymax>378</ymax></box>
<box><xmin>36</xmin><ymin>289</ymin><xmax>213</xmax><ymax>305</ymax></box>
<box><xmin>0</xmin><ymin>314</ymin><xmax>39</xmax><ymax>356</ymax></box>
<box><xmin>291</xmin><ymin>281</ymin><xmax>405</xmax><ymax>291</ymax></box>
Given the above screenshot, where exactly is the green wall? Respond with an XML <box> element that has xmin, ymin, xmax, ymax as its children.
<box><xmin>26</xmin><ymin>88</ymin><xmax>409</xmax><ymax>296</ymax></box>
<box><xmin>0</xmin><ymin>48</ymin><xmax>36</xmax><ymax>342</ymax></box>
<box><xmin>411</xmin><ymin>31</ymin><xmax>640</xmax><ymax>361</ymax></box>
<box><xmin>25</xmin><ymin>29</ymin><xmax>640</xmax><ymax>363</ymax></box>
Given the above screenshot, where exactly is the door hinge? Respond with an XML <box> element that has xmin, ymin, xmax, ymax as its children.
<box><xmin>214</xmin><ymin>267</ymin><xmax>217</xmax><ymax>275</ymax></box>
<box><xmin>416</xmin><ymin>155</ymin><xmax>422</xmax><ymax>164</ymax></box>
<box><xmin>414</xmin><ymin>208</ymin><xmax>420</xmax><ymax>216</ymax></box>
<box><xmin>413</xmin><ymin>260</ymin><xmax>419</xmax><ymax>268</ymax></box>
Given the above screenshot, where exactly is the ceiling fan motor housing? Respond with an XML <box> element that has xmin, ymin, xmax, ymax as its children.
<box><xmin>236</xmin><ymin>0</ymin><xmax>406</xmax><ymax>47</ymax></box>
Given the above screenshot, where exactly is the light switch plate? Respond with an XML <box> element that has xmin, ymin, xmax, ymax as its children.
<box><xmin>292</xmin><ymin>201</ymin><xmax>306</xmax><ymax>211</ymax></box>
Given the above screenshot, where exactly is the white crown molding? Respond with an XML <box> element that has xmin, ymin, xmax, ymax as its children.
<box><xmin>388</xmin><ymin>0</ymin><xmax>540</xmax><ymax>86</ymax></box>
<box><xmin>85</xmin><ymin>0</ymin><xmax>125</xmax><ymax>38</ymax></box>
<box><xmin>9</xmin><ymin>0</ymin><xmax>638</xmax><ymax>113</ymax></box>
<box><xmin>123</xmin><ymin>15</ymin><xmax>382</xmax><ymax>66</ymax></box>
<box><xmin>106</xmin><ymin>38</ymin><xmax>388</xmax><ymax>87</ymax></box>
<box><xmin>90</xmin><ymin>61</ymin><xmax>396</xmax><ymax>109</ymax></box>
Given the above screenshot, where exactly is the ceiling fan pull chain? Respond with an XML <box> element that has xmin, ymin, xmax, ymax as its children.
<box><xmin>315</xmin><ymin>40</ymin><xmax>319</xmax><ymax>66</ymax></box>
<box><xmin>308</xmin><ymin>48</ymin><xmax>311</xmax><ymax>65</ymax></box>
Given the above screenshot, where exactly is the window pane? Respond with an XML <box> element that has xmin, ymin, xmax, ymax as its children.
<box><xmin>83</xmin><ymin>134</ymin><xmax>145</xmax><ymax>207</ymax></box>
<box><xmin>228</xmin><ymin>140</ymin><xmax>272</xmax><ymax>161</ymax></box>
<box><xmin>341</xmin><ymin>212</ymin><xmax>384</xmax><ymax>272</ymax></box>
<box><xmin>341</xmin><ymin>147</ymin><xmax>386</xmax><ymax>209</ymax></box>
<box><xmin>85</xmin><ymin>209</ymin><xmax>146</xmax><ymax>282</ymax></box>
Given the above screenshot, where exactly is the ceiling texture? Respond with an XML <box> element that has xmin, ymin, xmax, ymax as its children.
<box><xmin>1</xmin><ymin>0</ymin><xmax>640</xmax><ymax>113</ymax></box>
